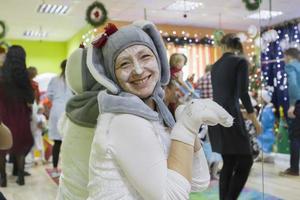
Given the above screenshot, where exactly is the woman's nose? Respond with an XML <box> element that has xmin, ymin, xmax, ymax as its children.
<box><xmin>133</xmin><ymin>60</ymin><xmax>143</xmax><ymax>75</ymax></box>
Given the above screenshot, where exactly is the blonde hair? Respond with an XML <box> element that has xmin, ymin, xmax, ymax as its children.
<box><xmin>169</xmin><ymin>53</ymin><xmax>187</xmax><ymax>67</ymax></box>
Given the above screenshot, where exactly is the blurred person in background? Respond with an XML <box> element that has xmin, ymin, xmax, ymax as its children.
<box><xmin>27</xmin><ymin>66</ymin><xmax>40</xmax><ymax>104</ymax></box>
<box><xmin>47</xmin><ymin>59</ymin><xmax>73</xmax><ymax>177</ymax></box>
<box><xmin>279</xmin><ymin>48</ymin><xmax>300</xmax><ymax>176</ymax></box>
<box><xmin>0</xmin><ymin>45</ymin><xmax>34</xmax><ymax>186</ymax></box>
<box><xmin>208</xmin><ymin>33</ymin><xmax>262</xmax><ymax>200</ymax></box>
<box><xmin>196</xmin><ymin>64</ymin><xmax>213</xmax><ymax>99</ymax></box>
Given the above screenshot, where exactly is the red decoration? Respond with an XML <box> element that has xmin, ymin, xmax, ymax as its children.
<box><xmin>94</xmin><ymin>10</ymin><xmax>100</xmax><ymax>19</ymax></box>
<box><xmin>92</xmin><ymin>23</ymin><xmax>118</xmax><ymax>48</ymax></box>
<box><xmin>79</xmin><ymin>43</ymin><xmax>85</xmax><ymax>48</ymax></box>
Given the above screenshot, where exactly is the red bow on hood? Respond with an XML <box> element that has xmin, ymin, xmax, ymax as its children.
<box><xmin>92</xmin><ymin>23</ymin><xmax>118</xmax><ymax>48</ymax></box>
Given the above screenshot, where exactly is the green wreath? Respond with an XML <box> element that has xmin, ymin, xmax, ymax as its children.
<box><xmin>242</xmin><ymin>0</ymin><xmax>262</xmax><ymax>11</ymax></box>
<box><xmin>0</xmin><ymin>20</ymin><xmax>6</xmax><ymax>39</ymax></box>
<box><xmin>85</xmin><ymin>1</ymin><xmax>108</xmax><ymax>27</ymax></box>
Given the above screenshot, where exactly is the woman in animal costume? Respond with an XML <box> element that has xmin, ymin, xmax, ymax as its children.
<box><xmin>85</xmin><ymin>21</ymin><xmax>233</xmax><ymax>199</ymax></box>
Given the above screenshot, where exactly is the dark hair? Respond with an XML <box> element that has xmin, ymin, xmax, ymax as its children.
<box><xmin>284</xmin><ymin>48</ymin><xmax>300</xmax><ymax>61</ymax></box>
<box><xmin>60</xmin><ymin>59</ymin><xmax>67</xmax><ymax>80</ymax></box>
<box><xmin>27</xmin><ymin>66</ymin><xmax>37</xmax><ymax>80</ymax></box>
<box><xmin>205</xmin><ymin>64</ymin><xmax>213</xmax><ymax>73</ymax></box>
<box><xmin>220</xmin><ymin>33</ymin><xmax>244</xmax><ymax>54</ymax></box>
<box><xmin>1</xmin><ymin>45</ymin><xmax>34</xmax><ymax>103</ymax></box>
<box><xmin>0</xmin><ymin>46</ymin><xmax>5</xmax><ymax>54</ymax></box>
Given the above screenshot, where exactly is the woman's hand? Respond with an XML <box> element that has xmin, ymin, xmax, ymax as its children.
<box><xmin>171</xmin><ymin>99</ymin><xmax>234</xmax><ymax>146</ymax></box>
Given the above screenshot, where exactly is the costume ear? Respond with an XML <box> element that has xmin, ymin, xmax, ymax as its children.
<box><xmin>66</xmin><ymin>48</ymin><xmax>84</xmax><ymax>94</ymax></box>
<box><xmin>133</xmin><ymin>20</ymin><xmax>170</xmax><ymax>86</ymax></box>
<box><xmin>86</xmin><ymin>45</ymin><xmax>120</xmax><ymax>94</ymax></box>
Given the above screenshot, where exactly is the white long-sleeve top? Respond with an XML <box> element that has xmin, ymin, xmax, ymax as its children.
<box><xmin>47</xmin><ymin>76</ymin><xmax>73</xmax><ymax>140</ymax></box>
<box><xmin>88</xmin><ymin>113</ymin><xmax>210</xmax><ymax>200</ymax></box>
<box><xmin>56</xmin><ymin>113</ymin><xmax>95</xmax><ymax>200</ymax></box>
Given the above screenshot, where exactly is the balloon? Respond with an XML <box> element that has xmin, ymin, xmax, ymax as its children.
<box><xmin>248</xmin><ymin>25</ymin><xmax>258</xmax><ymax>38</ymax></box>
<box><xmin>279</xmin><ymin>38</ymin><xmax>290</xmax><ymax>50</ymax></box>
<box><xmin>262</xmin><ymin>29</ymin><xmax>279</xmax><ymax>43</ymax></box>
<box><xmin>237</xmin><ymin>32</ymin><xmax>248</xmax><ymax>42</ymax></box>
<box><xmin>254</xmin><ymin>36</ymin><xmax>261</xmax><ymax>47</ymax></box>
<box><xmin>213</xmin><ymin>29</ymin><xmax>224</xmax><ymax>46</ymax></box>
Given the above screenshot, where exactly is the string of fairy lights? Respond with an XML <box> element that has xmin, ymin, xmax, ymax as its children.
<box><xmin>81</xmin><ymin>28</ymin><xmax>256</xmax><ymax>55</ymax></box>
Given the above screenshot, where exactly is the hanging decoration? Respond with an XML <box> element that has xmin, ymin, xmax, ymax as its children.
<box><xmin>0</xmin><ymin>20</ymin><xmax>6</xmax><ymax>39</ymax></box>
<box><xmin>248</xmin><ymin>25</ymin><xmax>258</xmax><ymax>38</ymax></box>
<box><xmin>85</xmin><ymin>1</ymin><xmax>108</xmax><ymax>27</ymax></box>
<box><xmin>262</xmin><ymin>29</ymin><xmax>278</xmax><ymax>43</ymax></box>
<box><xmin>212</xmin><ymin>30</ymin><xmax>224</xmax><ymax>46</ymax></box>
<box><xmin>242</xmin><ymin>0</ymin><xmax>262</xmax><ymax>11</ymax></box>
<box><xmin>279</xmin><ymin>38</ymin><xmax>290</xmax><ymax>51</ymax></box>
<box><xmin>237</xmin><ymin>32</ymin><xmax>248</xmax><ymax>43</ymax></box>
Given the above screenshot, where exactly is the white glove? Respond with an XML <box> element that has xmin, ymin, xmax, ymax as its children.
<box><xmin>171</xmin><ymin>99</ymin><xmax>234</xmax><ymax>146</ymax></box>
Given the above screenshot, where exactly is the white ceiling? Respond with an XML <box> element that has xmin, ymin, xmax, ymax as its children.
<box><xmin>0</xmin><ymin>0</ymin><xmax>299</xmax><ymax>41</ymax></box>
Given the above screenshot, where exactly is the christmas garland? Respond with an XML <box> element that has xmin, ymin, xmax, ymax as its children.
<box><xmin>0</xmin><ymin>20</ymin><xmax>6</xmax><ymax>39</ymax></box>
<box><xmin>85</xmin><ymin>1</ymin><xmax>108</xmax><ymax>27</ymax></box>
<box><xmin>242</xmin><ymin>0</ymin><xmax>262</xmax><ymax>11</ymax></box>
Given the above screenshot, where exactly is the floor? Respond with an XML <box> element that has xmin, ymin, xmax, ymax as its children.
<box><xmin>0</xmin><ymin>162</ymin><xmax>299</xmax><ymax>200</ymax></box>
<box><xmin>246</xmin><ymin>163</ymin><xmax>300</xmax><ymax>200</ymax></box>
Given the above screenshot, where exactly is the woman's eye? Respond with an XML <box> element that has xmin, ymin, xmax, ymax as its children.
<box><xmin>120</xmin><ymin>62</ymin><xmax>130</xmax><ymax>68</ymax></box>
<box><xmin>141</xmin><ymin>54</ymin><xmax>151</xmax><ymax>59</ymax></box>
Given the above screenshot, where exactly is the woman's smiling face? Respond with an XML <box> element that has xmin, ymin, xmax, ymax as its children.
<box><xmin>115</xmin><ymin>45</ymin><xmax>159</xmax><ymax>98</ymax></box>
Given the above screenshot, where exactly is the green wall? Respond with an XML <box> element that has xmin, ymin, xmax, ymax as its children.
<box><xmin>7</xmin><ymin>25</ymin><xmax>91</xmax><ymax>74</ymax></box>
<box><xmin>8</xmin><ymin>39</ymin><xmax>67</xmax><ymax>74</ymax></box>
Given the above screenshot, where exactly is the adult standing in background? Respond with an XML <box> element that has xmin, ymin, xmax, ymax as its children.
<box><xmin>196</xmin><ymin>64</ymin><xmax>213</xmax><ymax>99</ymax></box>
<box><xmin>208</xmin><ymin>34</ymin><xmax>262</xmax><ymax>200</ymax></box>
<box><xmin>0</xmin><ymin>45</ymin><xmax>34</xmax><ymax>186</ymax></box>
<box><xmin>47</xmin><ymin>59</ymin><xmax>73</xmax><ymax>177</ymax></box>
<box><xmin>279</xmin><ymin>48</ymin><xmax>300</xmax><ymax>176</ymax></box>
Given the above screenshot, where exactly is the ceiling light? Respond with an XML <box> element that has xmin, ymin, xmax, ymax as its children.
<box><xmin>37</xmin><ymin>3</ymin><xmax>69</xmax><ymax>15</ymax></box>
<box><xmin>165</xmin><ymin>0</ymin><xmax>203</xmax><ymax>11</ymax></box>
<box><xmin>247</xmin><ymin>10</ymin><xmax>283</xmax><ymax>20</ymax></box>
<box><xmin>23</xmin><ymin>30</ymin><xmax>48</xmax><ymax>38</ymax></box>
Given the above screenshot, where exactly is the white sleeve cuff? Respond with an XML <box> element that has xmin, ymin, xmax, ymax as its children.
<box><xmin>165</xmin><ymin>169</ymin><xmax>191</xmax><ymax>200</ymax></box>
<box><xmin>191</xmin><ymin>148</ymin><xmax>210</xmax><ymax>192</ymax></box>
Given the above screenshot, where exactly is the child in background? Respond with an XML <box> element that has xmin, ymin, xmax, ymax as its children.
<box><xmin>256</xmin><ymin>88</ymin><xmax>276</xmax><ymax>163</ymax></box>
<box><xmin>199</xmin><ymin>125</ymin><xmax>222</xmax><ymax>180</ymax></box>
<box><xmin>31</xmin><ymin>105</ymin><xmax>47</xmax><ymax>164</ymax></box>
<box><xmin>169</xmin><ymin>53</ymin><xmax>199</xmax><ymax>99</ymax></box>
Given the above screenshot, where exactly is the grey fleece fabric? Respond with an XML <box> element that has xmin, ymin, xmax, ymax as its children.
<box><xmin>66</xmin><ymin>48</ymin><xmax>104</xmax><ymax>128</ymax></box>
<box><xmin>66</xmin><ymin>22</ymin><xmax>175</xmax><ymax>128</ymax></box>
<box><xmin>98</xmin><ymin>86</ymin><xmax>175</xmax><ymax>128</ymax></box>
